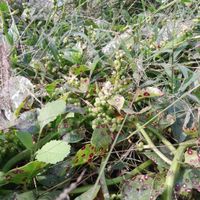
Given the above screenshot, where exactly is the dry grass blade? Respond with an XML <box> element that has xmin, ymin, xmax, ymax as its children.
<box><xmin>0</xmin><ymin>41</ymin><xmax>10</xmax><ymax>89</ymax></box>
<box><xmin>0</xmin><ymin>40</ymin><xmax>11</xmax><ymax>129</ymax></box>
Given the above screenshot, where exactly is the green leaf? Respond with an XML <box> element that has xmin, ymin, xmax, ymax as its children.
<box><xmin>49</xmin><ymin>42</ymin><xmax>60</xmax><ymax>63</ymax></box>
<box><xmin>0</xmin><ymin>2</ymin><xmax>9</xmax><ymax>13</ymax></box>
<box><xmin>179</xmin><ymin>71</ymin><xmax>200</xmax><ymax>93</ymax></box>
<box><xmin>181</xmin><ymin>0</ymin><xmax>191</xmax><ymax>3</ymax></box>
<box><xmin>159</xmin><ymin>114</ymin><xmax>176</xmax><ymax>129</ymax></box>
<box><xmin>72</xmin><ymin>144</ymin><xmax>97</xmax><ymax>167</ymax></box>
<box><xmin>134</xmin><ymin>87</ymin><xmax>164</xmax><ymax>102</ymax></box>
<box><xmin>183</xmin><ymin>126</ymin><xmax>198</xmax><ymax>138</ymax></box>
<box><xmin>176</xmin><ymin>168</ymin><xmax>200</xmax><ymax>195</ymax></box>
<box><xmin>37</xmin><ymin>160</ymin><xmax>70</xmax><ymax>187</ymax></box>
<box><xmin>62</xmin><ymin>130</ymin><xmax>85</xmax><ymax>143</ymax></box>
<box><xmin>35</xmin><ymin>140</ymin><xmax>71</xmax><ymax>164</ymax></box>
<box><xmin>38</xmin><ymin>99</ymin><xmax>66</xmax><ymax>130</ymax></box>
<box><xmin>108</xmin><ymin>95</ymin><xmax>125</xmax><ymax>111</ymax></box>
<box><xmin>8</xmin><ymin>20</ymin><xmax>20</xmax><ymax>44</ymax></box>
<box><xmin>184</xmin><ymin>149</ymin><xmax>200</xmax><ymax>168</ymax></box>
<box><xmin>45</xmin><ymin>80</ymin><xmax>60</xmax><ymax>96</ymax></box>
<box><xmin>2</xmin><ymin>161</ymin><xmax>46</xmax><ymax>185</ymax></box>
<box><xmin>71</xmin><ymin>65</ymin><xmax>89</xmax><ymax>75</ymax></box>
<box><xmin>122</xmin><ymin>174</ymin><xmax>165</xmax><ymax>200</ymax></box>
<box><xmin>16</xmin><ymin>131</ymin><xmax>33</xmax><ymax>150</ymax></box>
<box><xmin>63</xmin><ymin>48</ymin><xmax>83</xmax><ymax>64</ymax></box>
<box><xmin>74</xmin><ymin>185</ymin><xmax>101</xmax><ymax>200</ymax></box>
<box><xmin>15</xmin><ymin>191</ymin><xmax>35</xmax><ymax>200</ymax></box>
<box><xmin>91</xmin><ymin>128</ymin><xmax>112</xmax><ymax>150</ymax></box>
<box><xmin>0</xmin><ymin>172</ymin><xmax>6</xmax><ymax>186</ymax></box>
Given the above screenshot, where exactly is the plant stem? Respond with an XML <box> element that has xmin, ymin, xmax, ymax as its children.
<box><xmin>147</xmin><ymin>126</ymin><xmax>176</xmax><ymax>154</ymax></box>
<box><xmin>162</xmin><ymin>139</ymin><xmax>196</xmax><ymax>200</ymax></box>
<box><xmin>125</xmin><ymin>84</ymin><xmax>200</xmax><ymax>142</ymax></box>
<box><xmin>70</xmin><ymin>160</ymin><xmax>152</xmax><ymax>194</ymax></box>
<box><xmin>136</xmin><ymin>122</ymin><xmax>172</xmax><ymax>165</ymax></box>
<box><xmin>106</xmin><ymin>160</ymin><xmax>152</xmax><ymax>185</ymax></box>
<box><xmin>99</xmin><ymin>157</ymin><xmax>110</xmax><ymax>200</ymax></box>
<box><xmin>0</xmin><ymin>2</ymin><xmax>8</xmax><ymax>37</ymax></box>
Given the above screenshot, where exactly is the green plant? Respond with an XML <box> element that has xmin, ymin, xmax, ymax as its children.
<box><xmin>0</xmin><ymin>0</ymin><xmax>200</xmax><ymax>199</ymax></box>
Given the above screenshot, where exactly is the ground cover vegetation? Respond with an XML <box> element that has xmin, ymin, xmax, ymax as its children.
<box><xmin>0</xmin><ymin>0</ymin><xmax>200</xmax><ymax>199</ymax></box>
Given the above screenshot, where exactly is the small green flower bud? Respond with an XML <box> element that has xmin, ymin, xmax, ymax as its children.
<box><xmin>137</xmin><ymin>142</ymin><xmax>144</xmax><ymax>151</ymax></box>
<box><xmin>92</xmin><ymin>124</ymin><xmax>97</xmax><ymax>129</ymax></box>
<box><xmin>114</xmin><ymin>60</ymin><xmax>121</xmax><ymax>70</ymax></box>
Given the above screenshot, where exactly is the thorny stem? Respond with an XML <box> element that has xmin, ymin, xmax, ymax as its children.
<box><xmin>136</xmin><ymin>122</ymin><xmax>172</xmax><ymax>165</ymax></box>
<box><xmin>162</xmin><ymin>139</ymin><xmax>197</xmax><ymax>200</ymax></box>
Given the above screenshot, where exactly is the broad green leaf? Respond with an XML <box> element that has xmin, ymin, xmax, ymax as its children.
<box><xmin>134</xmin><ymin>87</ymin><xmax>164</xmax><ymax>102</ymax></box>
<box><xmin>16</xmin><ymin>131</ymin><xmax>33</xmax><ymax>150</ymax></box>
<box><xmin>176</xmin><ymin>168</ymin><xmax>200</xmax><ymax>195</ymax></box>
<box><xmin>38</xmin><ymin>99</ymin><xmax>66</xmax><ymax>130</ymax></box>
<box><xmin>35</xmin><ymin>140</ymin><xmax>71</xmax><ymax>164</ymax></box>
<box><xmin>184</xmin><ymin>149</ymin><xmax>200</xmax><ymax>168</ymax></box>
<box><xmin>108</xmin><ymin>95</ymin><xmax>125</xmax><ymax>111</ymax></box>
<box><xmin>122</xmin><ymin>174</ymin><xmax>165</xmax><ymax>200</ymax></box>
<box><xmin>2</xmin><ymin>161</ymin><xmax>46</xmax><ymax>185</ymax></box>
<box><xmin>75</xmin><ymin>185</ymin><xmax>101</xmax><ymax>200</ymax></box>
<box><xmin>72</xmin><ymin>144</ymin><xmax>97</xmax><ymax>167</ymax></box>
<box><xmin>91</xmin><ymin>128</ymin><xmax>112</xmax><ymax>150</ymax></box>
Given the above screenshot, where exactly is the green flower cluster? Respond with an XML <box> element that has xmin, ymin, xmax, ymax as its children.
<box><xmin>88</xmin><ymin>81</ymin><xmax>124</xmax><ymax>132</ymax></box>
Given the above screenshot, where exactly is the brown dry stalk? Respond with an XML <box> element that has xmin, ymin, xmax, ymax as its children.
<box><xmin>0</xmin><ymin>41</ymin><xmax>10</xmax><ymax>89</ymax></box>
<box><xmin>0</xmin><ymin>41</ymin><xmax>11</xmax><ymax>129</ymax></box>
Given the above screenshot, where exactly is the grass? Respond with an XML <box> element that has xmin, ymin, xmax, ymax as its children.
<box><xmin>0</xmin><ymin>0</ymin><xmax>200</xmax><ymax>199</ymax></box>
